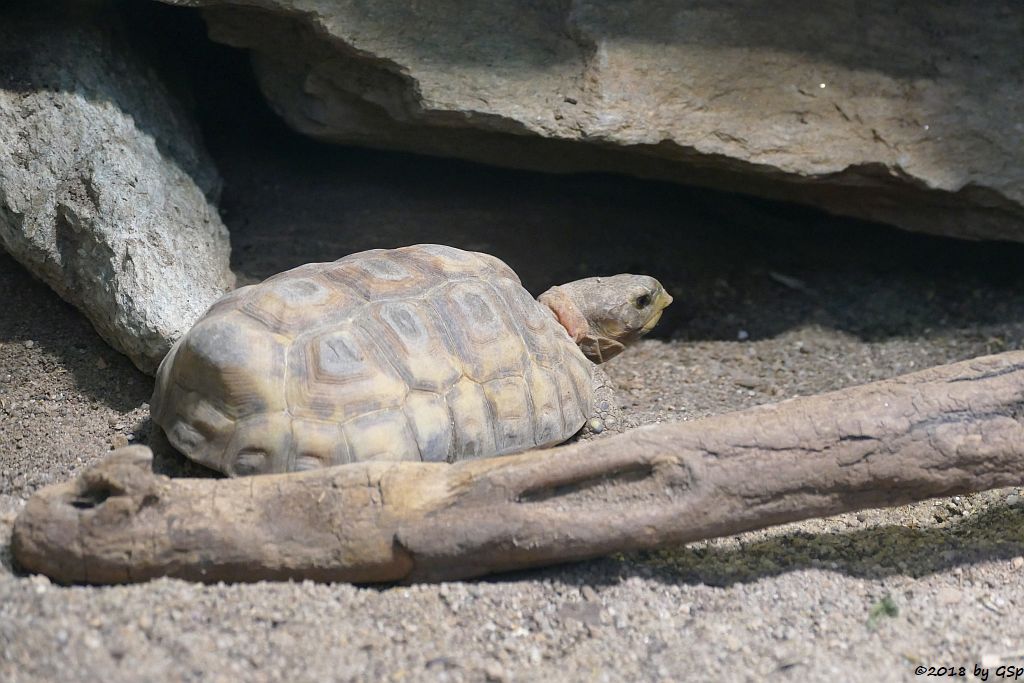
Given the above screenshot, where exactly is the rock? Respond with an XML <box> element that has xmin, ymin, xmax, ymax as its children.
<box><xmin>0</xmin><ymin>3</ymin><xmax>234</xmax><ymax>375</ymax></box>
<box><xmin>162</xmin><ymin>0</ymin><xmax>1023</xmax><ymax>241</ymax></box>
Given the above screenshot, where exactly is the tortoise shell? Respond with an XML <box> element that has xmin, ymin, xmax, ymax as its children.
<box><xmin>151</xmin><ymin>244</ymin><xmax>593</xmax><ymax>475</ymax></box>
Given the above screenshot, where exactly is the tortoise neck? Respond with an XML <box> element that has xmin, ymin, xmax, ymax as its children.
<box><xmin>538</xmin><ymin>286</ymin><xmax>623</xmax><ymax>364</ymax></box>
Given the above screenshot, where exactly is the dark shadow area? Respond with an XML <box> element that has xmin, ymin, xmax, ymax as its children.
<box><xmin>126</xmin><ymin>2</ymin><xmax>1024</xmax><ymax>347</ymax></box>
<box><xmin>636</xmin><ymin>503</ymin><xmax>1024</xmax><ymax>587</ymax></box>
<box><xmin>482</xmin><ymin>499</ymin><xmax>1024</xmax><ymax>591</ymax></box>
<box><xmin>118</xmin><ymin>0</ymin><xmax>1024</xmax><ymax>248</ymax></box>
<box><xmin>0</xmin><ymin>251</ymin><xmax>150</xmax><ymax>413</ymax></box>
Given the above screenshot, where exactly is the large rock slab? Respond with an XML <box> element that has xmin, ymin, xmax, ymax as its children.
<box><xmin>168</xmin><ymin>0</ymin><xmax>1023</xmax><ymax>241</ymax></box>
<box><xmin>0</xmin><ymin>3</ymin><xmax>234</xmax><ymax>374</ymax></box>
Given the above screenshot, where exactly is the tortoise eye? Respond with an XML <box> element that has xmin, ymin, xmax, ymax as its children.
<box><xmin>635</xmin><ymin>293</ymin><xmax>651</xmax><ymax>309</ymax></box>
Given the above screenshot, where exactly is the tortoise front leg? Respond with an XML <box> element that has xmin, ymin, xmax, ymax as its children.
<box><xmin>576</xmin><ymin>364</ymin><xmax>623</xmax><ymax>440</ymax></box>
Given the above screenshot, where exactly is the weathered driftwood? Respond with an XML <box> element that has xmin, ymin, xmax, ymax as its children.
<box><xmin>13</xmin><ymin>351</ymin><xmax>1024</xmax><ymax>585</ymax></box>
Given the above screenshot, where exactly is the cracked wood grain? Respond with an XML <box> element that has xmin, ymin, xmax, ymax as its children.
<box><xmin>12</xmin><ymin>351</ymin><xmax>1024</xmax><ymax>585</ymax></box>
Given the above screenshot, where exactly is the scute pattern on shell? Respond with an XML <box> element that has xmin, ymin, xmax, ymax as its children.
<box><xmin>151</xmin><ymin>245</ymin><xmax>593</xmax><ymax>475</ymax></box>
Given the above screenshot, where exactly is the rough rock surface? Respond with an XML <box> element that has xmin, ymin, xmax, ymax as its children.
<box><xmin>0</xmin><ymin>3</ymin><xmax>234</xmax><ymax>374</ymax></box>
<box><xmin>163</xmin><ymin>0</ymin><xmax>1024</xmax><ymax>241</ymax></box>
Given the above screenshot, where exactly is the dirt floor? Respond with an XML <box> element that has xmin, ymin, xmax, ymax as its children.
<box><xmin>6</xmin><ymin>19</ymin><xmax>1024</xmax><ymax>680</ymax></box>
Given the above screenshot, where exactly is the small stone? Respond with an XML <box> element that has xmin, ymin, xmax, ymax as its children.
<box><xmin>737</xmin><ymin>329</ymin><xmax>750</xmax><ymax>341</ymax></box>
<box><xmin>23</xmin><ymin>340</ymin><xmax>35</xmax><ymax>349</ymax></box>
<box><xmin>936</xmin><ymin>586</ymin><xmax>961</xmax><ymax>605</ymax></box>
<box><xmin>484</xmin><ymin>662</ymin><xmax>507</xmax><ymax>682</ymax></box>
<box><xmin>581</xmin><ymin>585</ymin><xmax>599</xmax><ymax>602</ymax></box>
<box><xmin>587</xmin><ymin>418</ymin><xmax>605</xmax><ymax>434</ymax></box>
<box><xmin>1011</xmin><ymin>557</ymin><xmax>1024</xmax><ymax>570</ymax></box>
<box><xmin>733</xmin><ymin>374</ymin><xmax>761</xmax><ymax>389</ymax></box>
<box><xmin>95</xmin><ymin>357</ymin><xmax>108</xmax><ymax>370</ymax></box>
<box><xmin>111</xmin><ymin>433</ymin><xmax>129</xmax><ymax>449</ymax></box>
<box><xmin>981</xmin><ymin>653</ymin><xmax>1002</xmax><ymax>669</ymax></box>
<box><xmin>1006</xmin><ymin>493</ymin><xmax>1021</xmax><ymax>506</ymax></box>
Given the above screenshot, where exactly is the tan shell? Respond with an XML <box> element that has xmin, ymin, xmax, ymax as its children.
<box><xmin>151</xmin><ymin>245</ymin><xmax>593</xmax><ymax>475</ymax></box>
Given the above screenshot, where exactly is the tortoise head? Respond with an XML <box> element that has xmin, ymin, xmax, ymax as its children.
<box><xmin>539</xmin><ymin>274</ymin><xmax>673</xmax><ymax>364</ymax></box>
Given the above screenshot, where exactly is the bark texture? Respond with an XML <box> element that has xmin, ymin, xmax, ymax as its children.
<box><xmin>13</xmin><ymin>351</ymin><xmax>1024</xmax><ymax>585</ymax></box>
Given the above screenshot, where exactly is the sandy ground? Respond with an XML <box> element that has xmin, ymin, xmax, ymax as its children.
<box><xmin>6</xmin><ymin>27</ymin><xmax>1024</xmax><ymax>680</ymax></box>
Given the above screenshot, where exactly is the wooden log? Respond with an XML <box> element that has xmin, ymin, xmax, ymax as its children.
<box><xmin>12</xmin><ymin>351</ymin><xmax>1024</xmax><ymax>585</ymax></box>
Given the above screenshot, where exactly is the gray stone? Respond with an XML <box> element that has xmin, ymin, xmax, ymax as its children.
<box><xmin>164</xmin><ymin>0</ymin><xmax>1023</xmax><ymax>241</ymax></box>
<box><xmin>0</xmin><ymin>3</ymin><xmax>234</xmax><ymax>374</ymax></box>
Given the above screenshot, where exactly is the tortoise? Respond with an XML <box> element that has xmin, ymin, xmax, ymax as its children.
<box><xmin>151</xmin><ymin>244</ymin><xmax>672</xmax><ymax>476</ymax></box>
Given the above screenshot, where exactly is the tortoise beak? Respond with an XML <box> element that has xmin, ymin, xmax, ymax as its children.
<box><xmin>639</xmin><ymin>289</ymin><xmax>673</xmax><ymax>335</ymax></box>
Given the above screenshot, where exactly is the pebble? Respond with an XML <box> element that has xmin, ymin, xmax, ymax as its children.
<box><xmin>23</xmin><ymin>340</ymin><xmax>35</xmax><ymax>349</ymax></box>
<box><xmin>484</xmin><ymin>662</ymin><xmax>507</xmax><ymax>682</ymax></box>
<box><xmin>936</xmin><ymin>587</ymin><xmax>962</xmax><ymax>605</ymax></box>
<box><xmin>981</xmin><ymin>653</ymin><xmax>1003</xmax><ymax>668</ymax></box>
<box><xmin>733</xmin><ymin>374</ymin><xmax>761</xmax><ymax>389</ymax></box>
<box><xmin>1012</xmin><ymin>557</ymin><xmax>1024</xmax><ymax>570</ymax></box>
<box><xmin>1006</xmin><ymin>493</ymin><xmax>1021</xmax><ymax>506</ymax></box>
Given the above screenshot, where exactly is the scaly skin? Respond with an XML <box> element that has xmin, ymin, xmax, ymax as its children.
<box><xmin>540</xmin><ymin>274</ymin><xmax>672</xmax><ymax>364</ymax></box>
<box><xmin>540</xmin><ymin>273</ymin><xmax>672</xmax><ymax>439</ymax></box>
